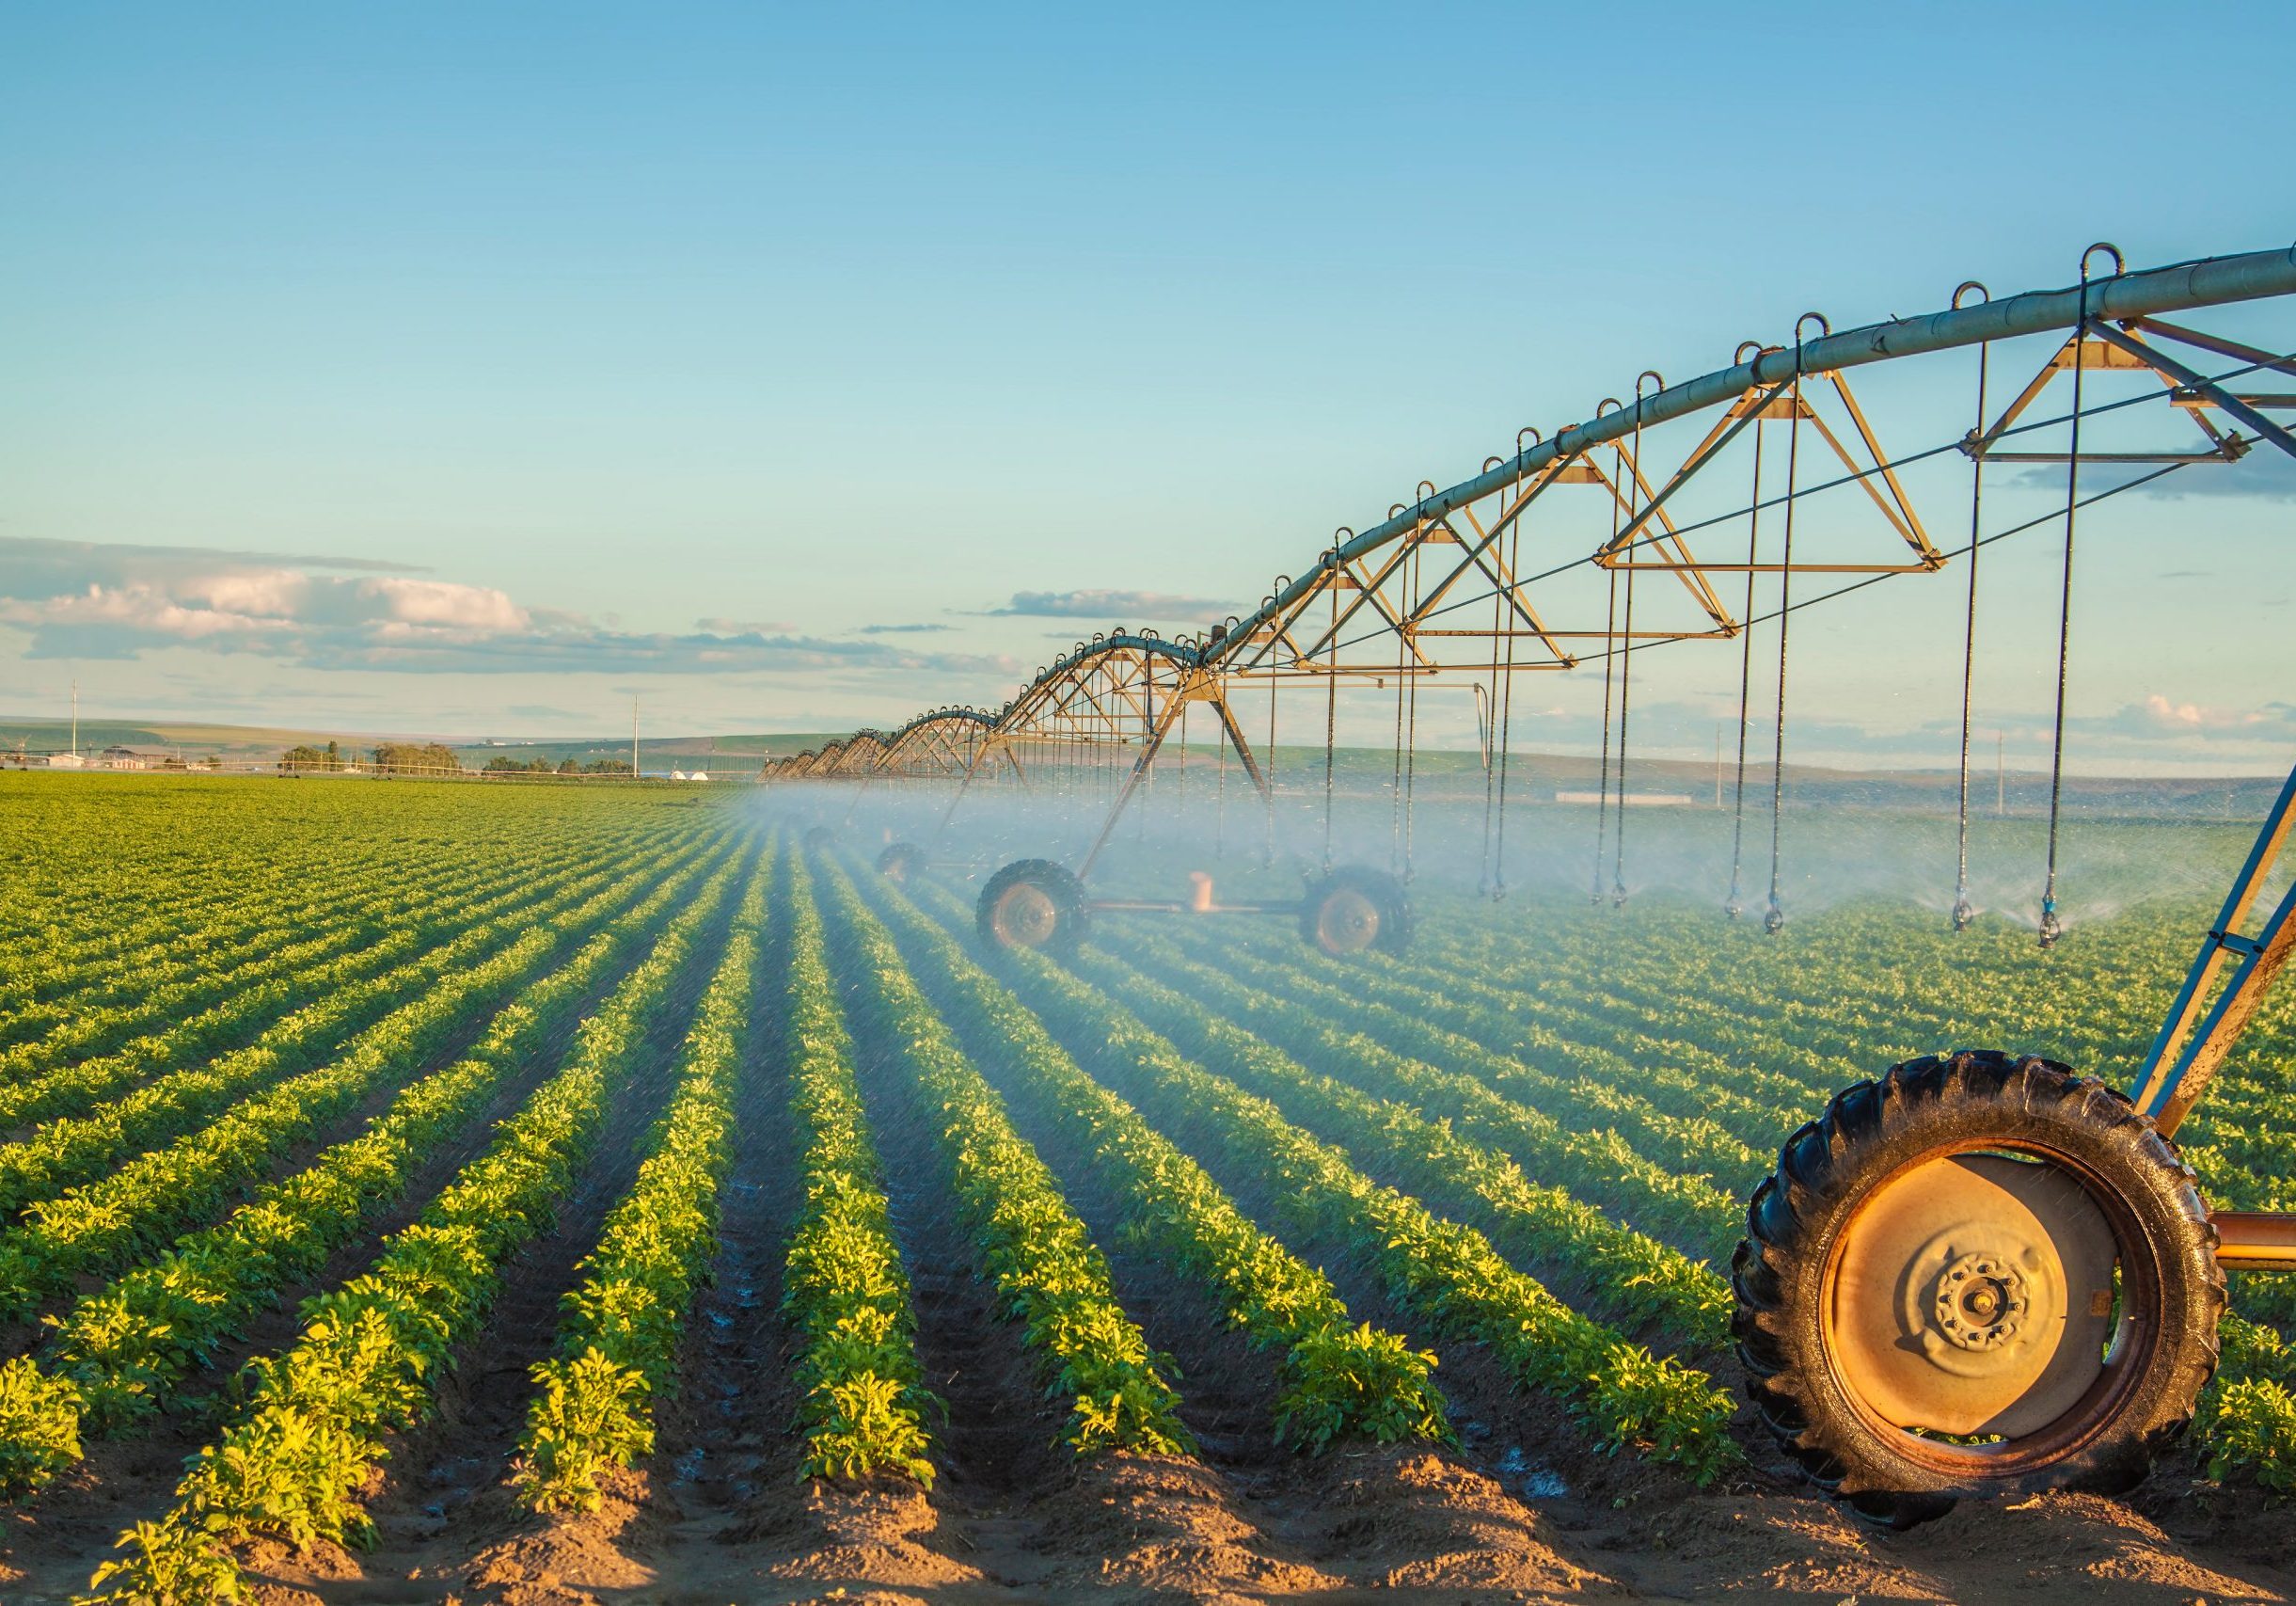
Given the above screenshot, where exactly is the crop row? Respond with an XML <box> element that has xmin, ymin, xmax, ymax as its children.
<box><xmin>0</xmin><ymin>831</ymin><xmax>469</xmax><ymax>1036</ymax></box>
<box><xmin>0</xmin><ymin>833</ymin><xmax>574</xmax><ymax>1096</ymax></box>
<box><xmin>778</xmin><ymin>852</ymin><xmax>937</xmax><ymax>1485</ymax></box>
<box><xmin>515</xmin><ymin>840</ymin><xmax>775</xmax><ymax>1511</ymax></box>
<box><xmin>81</xmin><ymin>844</ymin><xmax>752</xmax><ymax>1603</ymax></box>
<box><xmin>818</xmin><ymin>856</ymin><xmax>1196</xmax><ymax>1458</ymax></box>
<box><xmin>0</xmin><ymin>835</ymin><xmax>687</xmax><ymax>1236</ymax></box>
<box><xmin>0</xmin><ymin>838</ymin><xmax>633</xmax><ymax>1137</ymax></box>
<box><xmin>0</xmin><ymin>838</ymin><xmax>720</xmax><ymax>1498</ymax></box>
<box><xmin>0</xmin><ymin>835</ymin><xmax>718</xmax><ymax>1323</ymax></box>
<box><xmin>1148</xmin><ymin>929</ymin><xmax>1761</xmax><ymax>1242</ymax></box>
<box><xmin>895</xmin><ymin>875</ymin><xmax>1737</xmax><ymax>1482</ymax></box>
<box><xmin>848</xmin><ymin>865</ymin><xmax>1451</xmax><ymax>1453</ymax></box>
<box><xmin>1</xmin><ymin>795</ymin><xmax>666</xmax><ymax>1020</ymax></box>
<box><xmin>1185</xmin><ymin>891</ymin><xmax>2296</xmax><ymax>1491</ymax></box>
<box><xmin>0</xmin><ymin>811</ymin><xmax>663</xmax><ymax>1063</ymax></box>
<box><xmin>1092</xmin><ymin>932</ymin><xmax>1734</xmax><ymax>1350</ymax></box>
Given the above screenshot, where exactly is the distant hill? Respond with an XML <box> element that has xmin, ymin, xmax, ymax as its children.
<box><xmin>0</xmin><ymin>716</ymin><xmax>844</xmax><ymax>775</ymax></box>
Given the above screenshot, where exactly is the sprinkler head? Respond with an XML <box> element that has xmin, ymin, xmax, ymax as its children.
<box><xmin>2037</xmin><ymin>908</ymin><xmax>2063</xmax><ymax>949</ymax></box>
<box><xmin>1610</xmin><ymin>879</ymin><xmax>1629</xmax><ymax>909</ymax></box>
<box><xmin>1951</xmin><ymin>895</ymin><xmax>1974</xmax><ymax>933</ymax></box>
<box><xmin>1763</xmin><ymin>901</ymin><xmax>1786</xmax><ymax>935</ymax></box>
<box><xmin>1723</xmin><ymin>883</ymin><xmax>1743</xmax><ymax>920</ymax></box>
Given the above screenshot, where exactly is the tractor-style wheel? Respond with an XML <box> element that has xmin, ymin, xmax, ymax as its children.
<box><xmin>1734</xmin><ymin>1051</ymin><xmax>2223</xmax><ymax>1528</ymax></box>
<box><xmin>877</xmin><ymin>842</ymin><xmax>924</xmax><ymax>883</ymax></box>
<box><xmin>1299</xmin><ymin>867</ymin><xmax>1413</xmax><ymax>956</ymax></box>
<box><xmin>976</xmin><ymin>859</ymin><xmax>1090</xmax><ymax>955</ymax></box>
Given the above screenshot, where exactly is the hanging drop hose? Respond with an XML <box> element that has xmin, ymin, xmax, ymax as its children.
<box><xmin>1402</xmin><ymin>545</ymin><xmax>1422</xmax><ymax>882</ymax></box>
<box><xmin>1613</xmin><ymin>560</ymin><xmax>1637</xmax><ymax>906</ymax></box>
<box><xmin>1261</xmin><ymin>658</ymin><xmax>1278</xmax><ymax>868</ymax></box>
<box><xmin>1480</xmin><ymin>514</ymin><xmax>1505</xmax><ymax>895</ymax></box>
<box><xmin>1322</xmin><ymin>583</ymin><xmax>1338</xmax><ymax>875</ymax></box>
<box><xmin>2039</xmin><ymin>250</ymin><xmax>2114</xmax><ymax>948</ymax></box>
<box><xmin>1492</xmin><ymin>517</ymin><xmax>1522</xmax><ymax>899</ymax></box>
<box><xmin>1725</xmin><ymin>419</ymin><xmax>1765</xmax><ymax>919</ymax></box>
<box><xmin>1766</xmin><ymin>326</ymin><xmax>1818</xmax><ymax>935</ymax></box>
<box><xmin>1211</xmin><ymin>689</ymin><xmax>1230</xmax><ymax>868</ymax></box>
<box><xmin>1592</xmin><ymin>565</ymin><xmax>1619</xmax><ymax>904</ymax></box>
<box><xmin>1391</xmin><ymin>580</ymin><xmax>1408</xmax><ymax>877</ymax></box>
<box><xmin>1953</xmin><ymin>280</ymin><xmax>1991</xmax><ymax>933</ymax></box>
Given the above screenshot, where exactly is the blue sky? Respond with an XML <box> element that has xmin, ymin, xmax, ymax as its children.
<box><xmin>2</xmin><ymin>2</ymin><xmax>2291</xmax><ymax>771</ymax></box>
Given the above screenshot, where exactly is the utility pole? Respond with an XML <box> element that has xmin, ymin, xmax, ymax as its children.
<box><xmin>1996</xmin><ymin>730</ymin><xmax>2005</xmax><ymax>816</ymax></box>
<box><xmin>630</xmin><ymin>696</ymin><xmax>641</xmax><ymax>780</ymax></box>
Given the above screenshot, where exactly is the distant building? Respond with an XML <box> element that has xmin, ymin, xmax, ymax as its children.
<box><xmin>44</xmin><ymin>753</ymin><xmax>86</xmax><ymax>770</ymax></box>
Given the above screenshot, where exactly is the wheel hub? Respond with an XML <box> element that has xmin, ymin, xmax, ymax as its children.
<box><xmin>990</xmin><ymin>883</ymin><xmax>1059</xmax><ymax>946</ymax></box>
<box><xmin>1315</xmin><ymin>888</ymin><xmax>1380</xmax><ymax>953</ymax></box>
<box><xmin>1931</xmin><ymin>1252</ymin><xmax>2030</xmax><ymax>1351</ymax></box>
<box><xmin>1828</xmin><ymin>1152</ymin><xmax>2119</xmax><ymax>1439</ymax></box>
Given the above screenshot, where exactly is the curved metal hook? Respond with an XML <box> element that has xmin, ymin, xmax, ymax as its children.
<box><xmin>1734</xmin><ymin>340</ymin><xmax>1765</xmax><ymax>366</ymax></box>
<box><xmin>1636</xmin><ymin>369</ymin><xmax>1665</xmax><ymax>404</ymax></box>
<box><xmin>1416</xmin><ymin>479</ymin><xmax>1438</xmax><ymax>503</ymax></box>
<box><xmin>1593</xmin><ymin>396</ymin><xmax>1624</xmax><ymax>419</ymax></box>
<box><xmin>1483</xmin><ymin>455</ymin><xmax>1505</xmax><ymax>473</ymax></box>
<box><xmin>2082</xmin><ymin>242</ymin><xmax>2126</xmax><ymax>281</ymax></box>
<box><xmin>1952</xmin><ymin>279</ymin><xmax>1990</xmax><ymax>310</ymax></box>
<box><xmin>1388</xmin><ymin>502</ymin><xmax>1408</xmax><ymax>519</ymax></box>
<box><xmin>1516</xmin><ymin>425</ymin><xmax>1543</xmax><ymax>454</ymax></box>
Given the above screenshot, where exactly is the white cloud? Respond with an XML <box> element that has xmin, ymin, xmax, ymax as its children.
<box><xmin>0</xmin><ymin>536</ymin><xmax>1021</xmax><ymax>680</ymax></box>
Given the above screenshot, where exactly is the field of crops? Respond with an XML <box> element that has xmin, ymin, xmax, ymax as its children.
<box><xmin>1</xmin><ymin>771</ymin><xmax>2292</xmax><ymax>1606</ymax></box>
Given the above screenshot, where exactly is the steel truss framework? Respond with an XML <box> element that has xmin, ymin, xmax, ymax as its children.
<box><xmin>763</xmin><ymin>246</ymin><xmax>2296</xmax><ymax>846</ymax></box>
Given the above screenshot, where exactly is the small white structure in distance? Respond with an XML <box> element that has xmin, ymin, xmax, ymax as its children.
<box><xmin>1553</xmin><ymin>789</ymin><xmax>1693</xmax><ymax>807</ymax></box>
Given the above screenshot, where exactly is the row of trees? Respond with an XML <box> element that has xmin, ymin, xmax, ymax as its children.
<box><xmin>483</xmin><ymin>755</ymin><xmax>635</xmax><ymax>775</ymax></box>
<box><xmin>275</xmin><ymin>740</ymin><xmax>638</xmax><ymax>778</ymax></box>
<box><xmin>278</xmin><ymin>740</ymin><xmax>466</xmax><ymax>775</ymax></box>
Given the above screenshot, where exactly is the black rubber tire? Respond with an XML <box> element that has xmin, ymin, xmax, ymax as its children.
<box><xmin>801</xmin><ymin>825</ymin><xmax>837</xmax><ymax>851</ymax></box>
<box><xmin>1298</xmin><ymin>866</ymin><xmax>1414</xmax><ymax>956</ymax></box>
<box><xmin>1733</xmin><ymin>1051</ymin><xmax>2223</xmax><ymax>1528</ymax></box>
<box><xmin>975</xmin><ymin>858</ymin><xmax>1090</xmax><ymax>955</ymax></box>
<box><xmin>876</xmin><ymin>842</ymin><xmax>924</xmax><ymax>883</ymax></box>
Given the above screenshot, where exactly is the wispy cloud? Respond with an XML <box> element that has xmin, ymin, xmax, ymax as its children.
<box><xmin>985</xmin><ymin>587</ymin><xmax>1232</xmax><ymax>620</ymax></box>
<box><xmin>852</xmin><ymin>622</ymin><xmax>957</xmax><ymax>635</ymax></box>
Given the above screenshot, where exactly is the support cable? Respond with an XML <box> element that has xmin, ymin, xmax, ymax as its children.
<box><xmin>1314</xmin><ymin>352</ymin><xmax>2282</xmax><ymax>664</ymax></box>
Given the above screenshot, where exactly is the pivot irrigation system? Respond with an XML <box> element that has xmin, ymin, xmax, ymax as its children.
<box><xmin>766</xmin><ymin>242</ymin><xmax>2296</xmax><ymax>1520</ymax></box>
